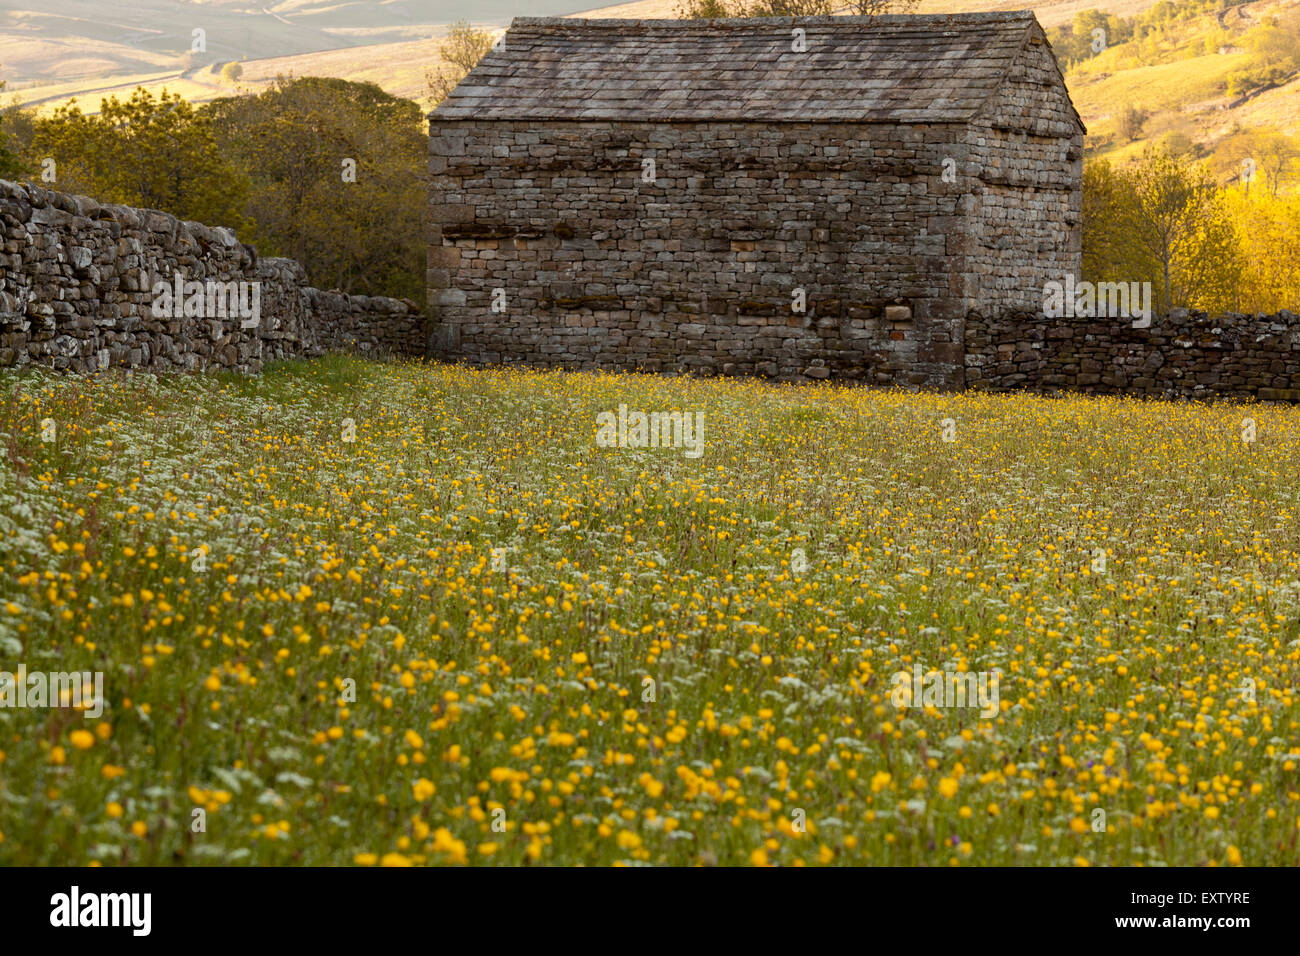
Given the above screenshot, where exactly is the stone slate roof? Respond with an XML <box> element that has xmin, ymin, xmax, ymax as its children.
<box><xmin>430</xmin><ymin>12</ymin><xmax>1071</xmax><ymax>125</ymax></box>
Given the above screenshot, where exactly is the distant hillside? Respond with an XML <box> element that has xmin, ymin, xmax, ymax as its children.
<box><xmin>1054</xmin><ymin>0</ymin><xmax>1299</xmax><ymax>176</ymax></box>
<box><xmin>0</xmin><ymin>0</ymin><xmax>586</xmax><ymax>85</ymax></box>
<box><xmin>0</xmin><ymin>0</ymin><xmax>567</xmax><ymax>110</ymax></box>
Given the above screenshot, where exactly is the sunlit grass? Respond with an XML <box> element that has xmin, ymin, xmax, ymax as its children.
<box><xmin>0</xmin><ymin>356</ymin><xmax>1296</xmax><ymax>865</ymax></box>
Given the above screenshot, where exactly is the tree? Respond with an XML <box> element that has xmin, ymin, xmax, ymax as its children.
<box><xmin>1073</xmin><ymin>9</ymin><xmax>1113</xmax><ymax>55</ymax></box>
<box><xmin>841</xmin><ymin>0</ymin><xmax>919</xmax><ymax>13</ymax></box>
<box><xmin>675</xmin><ymin>0</ymin><xmax>732</xmax><ymax>14</ymax></box>
<box><xmin>1125</xmin><ymin>148</ymin><xmax>1241</xmax><ymax>313</ymax></box>
<box><xmin>1248</xmin><ymin>19</ymin><xmax>1300</xmax><ymax>73</ymax></box>
<box><xmin>1238</xmin><ymin>129</ymin><xmax>1300</xmax><ymax>197</ymax></box>
<box><xmin>426</xmin><ymin>21</ymin><xmax>496</xmax><ymax>106</ymax></box>
<box><xmin>221</xmin><ymin>62</ymin><xmax>243</xmax><ymax>84</ymax></box>
<box><xmin>26</xmin><ymin>88</ymin><xmax>243</xmax><ymax>226</ymax></box>
<box><xmin>740</xmin><ymin>0</ymin><xmax>838</xmax><ymax>13</ymax></box>
<box><xmin>1223</xmin><ymin>187</ymin><xmax>1300</xmax><ymax>311</ymax></box>
<box><xmin>1223</xmin><ymin>19</ymin><xmax>1300</xmax><ymax>98</ymax></box>
<box><xmin>1156</xmin><ymin>130</ymin><xmax>1196</xmax><ymax>159</ymax></box>
<box><xmin>1048</xmin><ymin>9</ymin><xmax>1132</xmax><ymax>66</ymax></box>
<box><xmin>1083</xmin><ymin>150</ymin><xmax>1243</xmax><ymax>314</ymax></box>
<box><xmin>0</xmin><ymin>72</ymin><xmax>24</xmax><ymax>180</ymax></box>
<box><xmin>204</xmin><ymin>76</ymin><xmax>425</xmax><ymax>300</ymax></box>
<box><xmin>0</xmin><ymin>102</ymin><xmax>32</xmax><ymax>180</ymax></box>
<box><xmin>1117</xmin><ymin>103</ymin><xmax>1146</xmax><ymax>143</ymax></box>
<box><xmin>1081</xmin><ymin>158</ymin><xmax>1147</xmax><ymax>290</ymax></box>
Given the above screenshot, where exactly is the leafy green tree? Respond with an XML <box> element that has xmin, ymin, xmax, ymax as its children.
<box><xmin>426</xmin><ymin>21</ymin><xmax>496</xmax><ymax>106</ymax></box>
<box><xmin>27</xmin><ymin>88</ymin><xmax>243</xmax><ymax>225</ymax></box>
<box><xmin>0</xmin><ymin>72</ymin><xmax>28</xmax><ymax>180</ymax></box>
<box><xmin>1248</xmin><ymin>18</ymin><xmax>1300</xmax><ymax>71</ymax></box>
<box><xmin>204</xmin><ymin>76</ymin><xmax>425</xmax><ymax>300</ymax></box>
<box><xmin>1049</xmin><ymin>10</ymin><xmax>1133</xmax><ymax>66</ymax></box>
<box><xmin>1082</xmin><ymin>158</ymin><xmax>1146</xmax><ymax>288</ymax></box>
<box><xmin>1073</xmin><ymin>10</ymin><xmax>1113</xmax><ymax>54</ymax></box>
<box><xmin>1128</xmin><ymin>149</ymin><xmax>1242</xmax><ymax>312</ymax></box>
<box><xmin>1239</xmin><ymin>129</ymin><xmax>1300</xmax><ymax>197</ymax></box>
<box><xmin>1083</xmin><ymin>150</ymin><xmax>1243</xmax><ymax>313</ymax></box>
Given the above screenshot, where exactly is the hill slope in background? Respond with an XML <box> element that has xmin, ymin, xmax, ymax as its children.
<box><xmin>0</xmin><ymin>0</ymin><xmax>581</xmax><ymax>85</ymax></box>
<box><xmin>0</xmin><ymin>0</ymin><xmax>578</xmax><ymax>107</ymax></box>
<box><xmin>1064</xmin><ymin>0</ymin><xmax>1300</xmax><ymax>156</ymax></box>
<box><xmin>2</xmin><ymin>0</ymin><xmax>1297</xmax><ymax>172</ymax></box>
<box><xmin>0</xmin><ymin>0</ymin><xmax>1168</xmax><ymax>105</ymax></box>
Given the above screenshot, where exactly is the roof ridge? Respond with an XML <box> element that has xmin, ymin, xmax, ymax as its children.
<box><xmin>514</xmin><ymin>13</ymin><xmax>1037</xmax><ymax>29</ymax></box>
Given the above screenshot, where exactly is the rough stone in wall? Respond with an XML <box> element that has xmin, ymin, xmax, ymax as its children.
<box><xmin>0</xmin><ymin>179</ymin><xmax>425</xmax><ymax>374</ymax></box>
<box><xmin>305</xmin><ymin>287</ymin><xmax>428</xmax><ymax>358</ymax></box>
<box><xmin>426</xmin><ymin>13</ymin><xmax>1086</xmax><ymax>389</ymax></box>
<box><xmin>966</xmin><ymin>309</ymin><xmax>1300</xmax><ymax>401</ymax></box>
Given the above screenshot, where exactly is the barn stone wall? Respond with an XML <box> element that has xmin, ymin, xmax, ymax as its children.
<box><xmin>966</xmin><ymin>309</ymin><xmax>1300</xmax><ymax>401</ymax></box>
<box><xmin>428</xmin><ymin>119</ymin><xmax>1003</xmax><ymax>388</ymax></box>
<box><xmin>0</xmin><ymin>180</ymin><xmax>424</xmax><ymax>374</ymax></box>
<box><xmin>427</xmin><ymin>110</ymin><xmax>1084</xmax><ymax>388</ymax></box>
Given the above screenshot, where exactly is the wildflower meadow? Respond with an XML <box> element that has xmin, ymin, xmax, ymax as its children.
<box><xmin>1</xmin><ymin>355</ymin><xmax>1296</xmax><ymax>866</ymax></box>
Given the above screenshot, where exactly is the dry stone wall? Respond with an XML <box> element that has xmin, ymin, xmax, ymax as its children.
<box><xmin>427</xmin><ymin>119</ymin><xmax>979</xmax><ymax>387</ymax></box>
<box><xmin>0</xmin><ymin>180</ymin><xmax>424</xmax><ymax>374</ymax></box>
<box><xmin>10</xmin><ymin>180</ymin><xmax>1297</xmax><ymax>404</ymax></box>
<box><xmin>966</xmin><ymin>309</ymin><xmax>1300</xmax><ymax>401</ymax></box>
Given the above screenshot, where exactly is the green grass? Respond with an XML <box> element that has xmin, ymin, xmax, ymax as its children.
<box><xmin>0</xmin><ymin>356</ymin><xmax>1297</xmax><ymax>866</ymax></box>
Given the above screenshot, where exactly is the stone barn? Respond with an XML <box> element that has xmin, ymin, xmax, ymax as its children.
<box><xmin>427</xmin><ymin>12</ymin><xmax>1084</xmax><ymax>387</ymax></box>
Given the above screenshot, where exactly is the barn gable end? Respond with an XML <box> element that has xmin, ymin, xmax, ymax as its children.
<box><xmin>963</xmin><ymin>20</ymin><xmax>1086</xmax><ymax>319</ymax></box>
